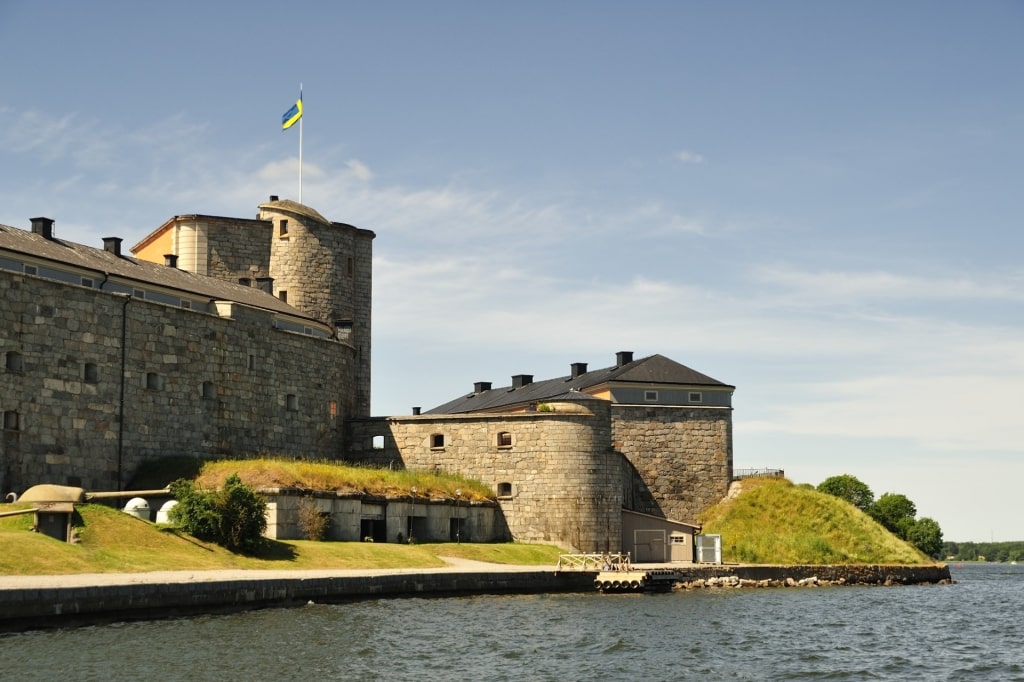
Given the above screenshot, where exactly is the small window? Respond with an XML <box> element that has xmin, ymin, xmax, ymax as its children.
<box><xmin>644</xmin><ymin>390</ymin><xmax>658</xmax><ymax>402</ymax></box>
<box><xmin>286</xmin><ymin>394</ymin><xmax>298</xmax><ymax>411</ymax></box>
<box><xmin>5</xmin><ymin>351</ymin><xmax>22</xmax><ymax>372</ymax></box>
<box><xmin>372</xmin><ymin>435</ymin><xmax>385</xmax><ymax>450</ymax></box>
<box><xmin>497</xmin><ymin>431</ymin><xmax>512</xmax><ymax>448</ymax></box>
<box><xmin>24</xmin><ymin>265</ymin><xmax>37</xmax><ymax>276</ymax></box>
<box><xmin>431</xmin><ymin>433</ymin><xmax>445</xmax><ymax>449</ymax></box>
<box><xmin>497</xmin><ymin>482</ymin><xmax>513</xmax><ymax>498</ymax></box>
<box><xmin>180</xmin><ymin>300</ymin><xmax>191</xmax><ymax>309</ymax></box>
<box><xmin>278</xmin><ymin>290</ymin><xmax>288</xmax><ymax>303</ymax></box>
<box><xmin>328</xmin><ymin>400</ymin><xmax>338</xmax><ymax>418</ymax></box>
<box><xmin>688</xmin><ymin>392</ymin><xmax>703</xmax><ymax>404</ymax></box>
<box><xmin>83</xmin><ymin>363</ymin><xmax>99</xmax><ymax>384</ymax></box>
<box><xmin>81</xmin><ymin>277</ymin><xmax>94</xmax><ymax>288</ymax></box>
<box><xmin>248</xmin><ymin>354</ymin><xmax>256</xmax><ymax>370</ymax></box>
<box><xmin>146</xmin><ymin>372</ymin><xmax>161</xmax><ymax>390</ymax></box>
<box><xmin>201</xmin><ymin>381</ymin><xmax>216</xmax><ymax>399</ymax></box>
<box><xmin>279</xmin><ymin>219</ymin><xmax>289</xmax><ymax>237</ymax></box>
<box><xmin>133</xmin><ymin>289</ymin><xmax>145</xmax><ymax>299</ymax></box>
<box><xmin>3</xmin><ymin>411</ymin><xmax>19</xmax><ymax>431</ymax></box>
<box><xmin>346</xmin><ymin>256</ymin><xmax>354</xmax><ymax>277</ymax></box>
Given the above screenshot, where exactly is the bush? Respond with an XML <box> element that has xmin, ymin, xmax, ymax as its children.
<box><xmin>169</xmin><ymin>473</ymin><xmax>267</xmax><ymax>553</ymax></box>
<box><xmin>297</xmin><ymin>497</ymin><xmax>329</xmax><ymax>541</ymax></box>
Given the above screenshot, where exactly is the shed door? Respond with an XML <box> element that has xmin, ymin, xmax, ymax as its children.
<box><xmin>633</xmin><ymin>529</ymin><xmax>666</xmax><ymax>563</ymax></box>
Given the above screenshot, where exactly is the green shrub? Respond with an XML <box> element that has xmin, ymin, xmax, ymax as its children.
<box><xmin>297</xmin><ymin>497</ymin><xmax>329</xmax><ymax>541</ymax></box>
<box><xmin>169</xmin><ymin>473</ymin><xmax>267</xmax><ymax>553</ymax></box>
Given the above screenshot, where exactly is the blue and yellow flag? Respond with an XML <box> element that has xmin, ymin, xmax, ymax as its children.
<box><xmin>282</xmin><ymin>96</ymin><xmax>303</xmax><ymax>130</ymax></box>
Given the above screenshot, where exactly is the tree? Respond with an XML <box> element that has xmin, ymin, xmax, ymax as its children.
<box><xmin>169</xmin><ymin>473</ymin><xmax>267</xmax><ymax>553</ymax></box>
<box><xmin>817</xmin><ymin>474</ymin><xmax>874</xmax><ymax>511</ymax></box>
<box><xmin>869</xmin><ymin>493</ymin><xmax>917</xmax><ymax>538</ymax></box>
<box><xmin>906</xmin><ymin>517</ymin><xmax>944</xmax><ymax>558</ymax></box>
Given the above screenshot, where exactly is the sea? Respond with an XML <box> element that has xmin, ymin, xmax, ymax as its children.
<box><xmin>0</xmin><ymin>563</ymin><xmax>1020</xmax><ymax>681</ymax></box>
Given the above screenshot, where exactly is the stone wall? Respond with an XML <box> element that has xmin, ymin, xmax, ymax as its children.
<box><xmin>346</xmin><ymin>399</ymin><xmax>623</xmax><ymax>552</ymax></box>
<box><xmin>0</xmin><ymin>272</ymin><xmax>359</xmax><ymax>496</ymax></box>
<box><xmin>613</xmin><ymin>405</ymin><xmax>733</xmax><ymax>524</ymax></box>
<box><xmin>263</xmin><ymin>489</ymin><xmax>499</xmax><ymax>543</ymax></box>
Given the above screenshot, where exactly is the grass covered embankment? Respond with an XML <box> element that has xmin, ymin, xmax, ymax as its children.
<box><xmin>0</xmin><ymin>457</ymin><xmax>556</xmax><ymax>576</ymax></box>
<box><xmin>0</xmin><ymin>504</ymin><xmax>561</xmax><ymax>576</ymax></box>
<box><xmin>699</xmin><ymin>477</ymin><xmax>933</xmax><ymax>565</ymax></box>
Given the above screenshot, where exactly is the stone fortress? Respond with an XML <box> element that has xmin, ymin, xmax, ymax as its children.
<box><xmin>0</xmin><ymin>198</ymin><xmax>734</xmax><ymax>559</ymax></box>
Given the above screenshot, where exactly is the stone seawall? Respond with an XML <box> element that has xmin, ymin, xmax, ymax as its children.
<box><xmin>0</xmin><ymin>569</ymin><xmax>593</xmax><ymax>633</ymax></box>
<box><xmin>0</xmin><ymin>563</ymin><xmax>951</xmax><ymax>633</ymax></box>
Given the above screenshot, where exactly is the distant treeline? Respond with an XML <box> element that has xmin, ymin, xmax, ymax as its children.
<box><xmin>943</xmin><ymin>541</ymin><xmax>1024</xmax><ymax>563</ymax></box>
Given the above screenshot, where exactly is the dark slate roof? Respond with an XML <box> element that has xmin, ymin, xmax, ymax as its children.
<box><xmin>425</xmin><ymin>354</ymin><xmax>733</xmax><ymax>414</ymax></box>
<box><xmin>0</xmin><ymin>222</ymin><xmax>315</xmax><ymax>320</ymax></box>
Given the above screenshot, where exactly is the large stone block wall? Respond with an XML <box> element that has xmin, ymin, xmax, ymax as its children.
<box><xmin>196</xmin><ymin>217</ymin><xmax>273</xmax><ymax>282</ymax></box>
<box><xmin>264</xmin><ymin>211</ymin><xmax>373</xmax><ymax>417</ymax></box>
<box><xmin>613</xmin><ymin>405</ymin><xmax>733</xmax><ymax>523</ymax></box>
<box><xmin>346</xmin><ymin>401</ymin><xmax>623</xmax><ymax>552</ymax></box>
<box><xmin>0</xmin><ymin>273</ymin><xmax>359</xmax><ymax>496</ymax></box>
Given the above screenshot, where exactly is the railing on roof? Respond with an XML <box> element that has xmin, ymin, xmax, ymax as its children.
<box><xmin>733</xmin><ymin>468</ymin><xmax>785</xmax><ymax>480</ymax></box>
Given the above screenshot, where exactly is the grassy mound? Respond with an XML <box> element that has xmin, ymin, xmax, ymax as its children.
<box><xmin>0</xmin><ymin>504</ymin><xmax>561</xmax><ymax>576</ymax></box>
<box><xmin>699</xmin><ymin>478</ymin><xmax>932</xmax><ymax>565</ymax></box>
<box><xmin>130</xmin><ymin>456</ymin><xmax>494</xmax><ymax>501</ymax></box>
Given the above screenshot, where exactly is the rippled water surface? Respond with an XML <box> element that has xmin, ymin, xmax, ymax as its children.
<box><xmin>2</xmin><ymin>563</ymin><xmax>1022</xmax><ymax>680</ymax></box>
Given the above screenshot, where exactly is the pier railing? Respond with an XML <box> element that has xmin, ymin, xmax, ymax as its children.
<box><xmin>556</xmin><ymin>552</ymin><xmax>632</xmax><ymax>572</ymax></box>
<box><xmin>733</xmin><ymin>468</ymin><xmax>785</xmax><ymax>480</ymax></box>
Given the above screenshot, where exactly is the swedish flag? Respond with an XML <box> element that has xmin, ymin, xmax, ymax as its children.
<box><xmin>282</xmin><ymin>97</ymin><xmax>303</xmax><ymax>130</ymax></box>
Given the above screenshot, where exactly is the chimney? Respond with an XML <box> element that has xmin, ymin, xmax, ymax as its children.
<box><xmin>102</xmin><ymin>237</ymin><xmax>123</xmax><ymax>256</ymax></box>
<box><xmin>474</xmin><ymin>381</ymin><xmax>492</xmax><ymax>393</ymax></box>
<box><xmin>255</xmin><ymin>276</ymin><xmax>274</xmax><ymax>294</ymax></box>
<box><xmin>412</xmin><ymin>407</ymin><xmax>421</xmax><ymax>415</ymax></box>
<box><xmin>512</xmin><ymin>374</ymin><xmax>533</xmax><ymax>389</ymax></box>
<box><xmin>269</xmin><ymin>195</ymin><xmax>279</xmax><ymax>202</ymax></box>
<box><xmin>30</xmin><ymin>217</ymin><xmax>54</xmax><ymax>239</ymax></box>
<box><xmin>570</xmin><ymin>362</ymin><xmax>588</xmax><ymax>378</ymax></box>
<box><xmin>616</xmin><ymin>351</ymin><xmax>634</xmax><ymax>367</ymax></box>
<box><xmin>164</xmin><ymin>254</ymin><xmax>179</xmax><ymax>268</ymax></box>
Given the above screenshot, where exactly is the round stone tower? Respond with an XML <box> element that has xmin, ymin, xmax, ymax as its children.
<box><xmin>259</xmin><ymin>198</ymin><xmax>374</xmax><ymax>416</ymax></box>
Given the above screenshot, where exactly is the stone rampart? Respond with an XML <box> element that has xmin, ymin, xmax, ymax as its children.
<box><xmin>347</xmin><ymin>400</ymin><xmax>623</xmax><ymax>551</ymax></box>
<box><xmin>0</xmin><ymin>273</ymin><xmax>358</xmax><ymax>495</ymax></box>
<box><xmin>613</xmin><ymin>405</ymin><xmax>732</xmax><ymax>523</ymax></box>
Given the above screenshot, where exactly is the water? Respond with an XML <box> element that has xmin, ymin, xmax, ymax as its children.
<box><xmin>1</xmin><ymin>563</ymin><xmax>1021</xmax><ymax>680</ymax></box>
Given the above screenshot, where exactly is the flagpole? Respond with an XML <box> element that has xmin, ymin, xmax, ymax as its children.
<box><xmin>298</xmin><ymin>83</ymin><xmax>303</xmax><ymax>204</ymax></box>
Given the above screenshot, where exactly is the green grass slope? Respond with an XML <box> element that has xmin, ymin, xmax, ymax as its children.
<box><xmin>699</xmin><ymin>478</ymin><xmax>932</xmax><ymax>565</ymax></box>
<box><xmin>0</xmin><ymin>504</ymin><xmax>562</xmax><ymax>576</ymax></box>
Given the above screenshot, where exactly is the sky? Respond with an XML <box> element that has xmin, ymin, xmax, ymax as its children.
<box><xmin>2</xmin><ymin>1</ymin><xmax>1022</xmax><ymax>542</ymax></box>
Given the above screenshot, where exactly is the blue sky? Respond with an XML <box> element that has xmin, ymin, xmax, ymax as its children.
<box><xmin>3</xmin><ymin>1</ymin><xmax>1022</xmax><ymax>542</ymax></box>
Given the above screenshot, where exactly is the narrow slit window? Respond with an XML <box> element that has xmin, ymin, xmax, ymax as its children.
<box><xmin>278</xmin><ymin>290</ymin><xmax>288</xmax><ymax>303</ymax></box>
<box><xmin>201</xmin><ymin>381</ymin><xmax>216</xmax><ymax>399</ymax></box>
<box><xmin>83</xmin><ymin>363</ymin><xmax>99</xmax><ymax>384</ymax></box>
<box><xmin>3</xmin><ymin>411</ymin><xmax>19</xmax><ymax>431</ymax></box>
<box><xmin>286</xmin><ymin>394</ymin><xmax>298</xmax><ymax>412</ymax></box>
<box><xmin>146</xmin><ymin>372</ymin><xmax>161</xmax><ymax>390</ymax></box>
<box><xmin>279</xmin><ymin>219</ymin><xmax>289</xmax><ymax>237</ymax></box>
<box><xmin>5</xmin><ymin>351</ymin><xmax>22</xmax><ymax>372</ymax></box>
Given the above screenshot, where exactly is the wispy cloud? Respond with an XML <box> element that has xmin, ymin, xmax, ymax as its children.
<box><xmin>674</xmin><ymin>149</ymin><xmax>705</xmax><ymax>164</ymax></box>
